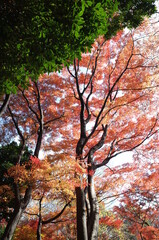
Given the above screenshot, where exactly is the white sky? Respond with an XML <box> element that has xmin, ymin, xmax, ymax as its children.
<box><xmin>107</xmin><ymin>151</ymin><xmax>133</xmax><ymax>167</ymax></box>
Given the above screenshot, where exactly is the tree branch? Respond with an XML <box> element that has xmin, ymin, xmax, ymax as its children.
<box><xmin>95</xmin><ymin>119</ymin><xmax>158</xmax><ymax>169</ymax></box>
<box><xmin>42</xmin><ymin>200</ymin><xmax>72</xmax><ymax>225</ymax></box>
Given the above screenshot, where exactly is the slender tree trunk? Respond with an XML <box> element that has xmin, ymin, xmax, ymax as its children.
<box><xmin>2</xmin><ymin>186</ymin><xmax>32</xmax><ymax>240</ymax></box>
<box><xmin>2</xmin><ymin>82</ymin><xmax>44</xmax><ymax>240</ymax></box>
<box><xmin>37</xmin><ymin>196</ymin><xmax>43</xmax><ymax>240</ymax></box>
<box><xmin>76</xmin><ymin>183</ymin><xmax>99</xmax><ymax>240</ymax></box>
<box><xmin>2</xmin><ymin>199</ymin><xmax>31</xmax><ymax>240</ymax></box>
<box><xmin>0</xmin><ymin>94</ymin><xmax>11</xmax><ymax>117</ymax></box>
<box><xmin>37</xmin><ymin>218</ymin><xmax>42</xmax><ymax>240</ymax></box>
<box><xmin>87</xmin><ymin>175</ymin><xmax>99</xmax><ymax>240</ymax></box>
<box><xmin>2</xmin><ymin>205</ymin><xmax>23</xmax><ymax>240</ymax></box>
<box><xmin>76</xmin><ymin>187</ymin><xmax>88</xmax><ymax>240</ymax></box>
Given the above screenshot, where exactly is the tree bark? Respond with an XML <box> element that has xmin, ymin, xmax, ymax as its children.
<box><xmin>37</xmin><ymin>196</ymin><xmax>43</xmax><ymax>240</ymax></box>
<box><xmin>2</xmin><ymin>205</ymin><xmax>23</xmax><ymax>240</ymax></box>
<box><xmin>37</xmin><ymin>217</ymin><xmax>42</xmax><ymax>240</ymax></box>
<box><xmin>2</xmin><ymin>186</ymin><xmax>32</xmax><ymax>240</ymax></box>
<box><xmin>76</xmin><ymin>181</ymin><xmax>99</xmax><ymax>240</ymax></box>
<box><xmin>76</xmin><ymin>187</ymin><xmax>88</xmax><ymax>240</ymax></box>
<box><xmin>87</xmin><ymin>175</ymin><xmax>99</xmax><ymax>240</ymax></box>
<box><xmin>0</xmin><ymin>94</ymin><xmax>11</xmax><ymax>117</ymax></box>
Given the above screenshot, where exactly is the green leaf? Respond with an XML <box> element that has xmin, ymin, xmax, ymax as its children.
<box><xmin>87</xmin><ymin>1</ymin><xmax>92</xmax><ymax>7</ymax></box>
<box><xmin>17</xmin><ymin>44</ymin><xmax>21</xmax><ymax>50</ymax></box>
<box><xmin>95</xmin><ymin>2</ymin><xmax>102</xmax><ymax>9</ymax></box>
<box><xmin>78</xmin><ymin>10</ymin><xmax>84</xmax><ymax>17</ymax></box>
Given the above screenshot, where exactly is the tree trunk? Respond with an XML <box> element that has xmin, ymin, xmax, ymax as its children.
<box><xmin>76</xmin><ymin>187</ymin><xmax>88</xmax><ymax>240</ymax></box>
<box><xmin>0</xmin><ymin>94</ymin><xmax>11</xmax><ymax>117</ymax></box>
<box><xmin>2</xmin><ymin>205</ymin><xmax>23</xmax><ymax>240</ymax></box>
<box><xmin>87</xmin><ymin>175</ymin><xmax>99</xmax><ymax>240</ymax></box>
<box><xmin>37</xmin><ymin>196</ymin><xmax>43</xmax><ymax>240</ymax></box>
<box><xmin>37</xmin><ymin>218</ymin><xmax>42</xmax><ymax>240</ymax></box>
<box><xmin>2</xmin><ymin>186</ymin><xmax>32</xmax><ymax>240</ymax></box>
<box><xmin>76</xmin><ymin>182</ymin><xmax>99</xmax><ymax>240</ymax></box>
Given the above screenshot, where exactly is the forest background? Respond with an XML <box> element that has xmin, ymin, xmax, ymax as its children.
<box><xmin>0</xmin><ymin>1</ymin><xmax>159</xmax><ymax>240</ymax></box>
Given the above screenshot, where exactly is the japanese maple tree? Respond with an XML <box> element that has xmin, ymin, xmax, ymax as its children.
<box><xmin>95</xmin><ymin>131</ymin><xmax>159</xmax><ymax>239</ymax></box>
<box><xmin>63</xmin><ymin>18</ymin><xmax>159</xmax><ymax>239</ymax></box>
<box><xmin>0</xmin><ymin>15</ymin><xmax>159</xmax><ymax>240</ymax></box>
<box><xmin>0</xmin><ymin>77</ymin><xmax>68</xmax><ymax>240</ymax></box>
<box><xmin>0</xmin><ymin>0</ymin><xmax>156</xmax><ymax>119</ymax></box>
<box><xmin>12</xmin><ymin>155</ymin><xmax>75</xmax><ymax>240</ymax></box>
<box><xmin>113</xmin><ymin>152</ymin><xmax>159</xmax><ymax>239</ymax></box>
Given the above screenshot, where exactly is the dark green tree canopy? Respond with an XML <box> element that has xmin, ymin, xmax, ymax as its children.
<box><xmin>0</xmin><ymin>0</ymin><xmax>156</xmax><ymax>93</ymax></box>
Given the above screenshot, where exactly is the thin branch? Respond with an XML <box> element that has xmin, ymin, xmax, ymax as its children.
<box><xmin>95</xmin><ymin>119</ymin><xmax>158</xmax><ymax>169</ymax></box>
<box><xmin>72</xmin><ymin>86</ymin><xmax>80</xmax><ymax>100</ymax></box>
<box><xmin>21</xmin><ymin>90</ymin><xmax>40</xmax><ymax>122</ymax></box>
<box><xmin>44</xmin><ymin>112</ymin><xmax>64</xmax><ymax>127</ymax></box>
<box><xmin>127</xmin><ymin>64</ymin><xmax>158</xmax><ymax>70</ymax></box>
<box><xmin>8</xmin><ymin>105</ymin><xmax>25</xmax><ymax>145</ymax></box>
<box><xmin>42</xmin><ymin>200</ymin><xmax>72</xmax><ymax>225</ymax></box>
<box><xmin>67</xmin><ymin>66</ymin><xmax>75</xmax><ymax>78</ymax></box>
<box><xmin>88</xmin><ymin>125</ymin><xmax>108</xmax><ymax>159</ymax></box>
<box><xmin>34</xmin><ymin>81</ymin><xmax>43</xmax><ymax>122</ymax></box>
<box><xmin>89</xmin><ymin>42</ymin><xmax>134</xmax><ymax>141</ymax></box>
<box><xmin>114</xmin><ymin>85</ymin><xmax>159</xmax><ymax>92</ymax></box>
<box><xmin>24</xmin><ymin>211</ymin><xmax>39</xmax><ymax>217</ymax></box>
<box><xmin>32</xmin><ymin>81</ymin><xmax>44</xmax><ymax>157</ymax></box>
<box><xmin>82</xmin><ymin>48</ymin><xmax>100</xmax><ymax>94</ymax></box>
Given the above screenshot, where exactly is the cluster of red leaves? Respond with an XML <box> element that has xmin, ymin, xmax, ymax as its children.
<box><xmin>29</xmin><ymin>155</ymin><xmax>41</xmax><ymax>167</ymax></box>
<box><xmin>100</xmin><ymin>215</ymin><xmax>123</xmax><ymax>229</ymax></box>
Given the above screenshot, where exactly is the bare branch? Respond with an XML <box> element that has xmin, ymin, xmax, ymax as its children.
<box><xmin>90</xmin><ymin>125</ymin><xmax>108</xmax><ymax>157</ymax></box>
<box><xmin>114</xmin><ymin>85</ymin><xmax>159</xmax><ymax>92</ymax></box>
<box><xmin>8</xmin><ymin>105</ymin><xmax>25</xmax><ymax>145</ymax></box>
<box><xmin>95</xmin><ymin>119</ymin><xmax>158</xmax><ymax>170</ymax></box>
<box><xmin>44</xmin><ymin>112</ymin><xmax>64</xmax><ymax>127</ymax></box>
<box><xmin>82</xmin><ymin>48</ymin><xmax>100</xmax><ymax>94</ymax></box>
<box><xmin>67</xmin><ymin>66</ymin><xmax>75</xmax><ymax>78</ymax></box>
<box><xmin>90</xmin><ymin>42</ymin><xmax>135</xmax><ymax>139</ymax></box>
<box><xmin>42</xmin><ymin>200</ymin><xmax>72</xmax><ymax>225</ymax></box>
<box><xmin>24</xmin><ymin>211</ymin><xmax>39</xmax><ymax>217</ymax></box>
<box><xmin>33</xmin><ymin>82</ymin><xmax>44</xmax><ymax>157</ymax></box>
<box><xmin>21</xmin><ymin>90</ymin><xmax>40</xmax><ymax>122</ymax></box>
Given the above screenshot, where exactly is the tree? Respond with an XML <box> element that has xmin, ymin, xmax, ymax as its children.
<box><xmin>24</xmin><ymin>153</ymin><xmax>75</xmax><ymax>240</ymax></box>
<box><xmin>0</xmin><ymin>77</ymin><xmax>66</xmax><ymax>239</ymax></box>
<box><xmin>113</xmin><ymin>155</ymin><xmax>159</xmax><ymax>239</ymax></box>
<box><xmin>11</xmin><ymin>155</ymin><xmax>75</xmax><ymax>240</ymax></box>
<box><xmin>0</xmin><ymin>142</ymin><xmax>32</xmax><ymax>222</ymax></box>
<box><xmin>96</xmin><ymin>131</ymin><xmax>159</xmax><ymax>239</ymax></box>
<box><xmin>0</xmin><ymin>0</ymin><xmax>156</xmax><ymax>116</ymax></box>
<box><xmin>0</xmin><ymin>15</ymin><xmax>159</xmax><ymax>239</ymax></box>
<box><xmin>64</xmin><ymin>18</ymin><xmax>159</xmax><ymax>239</ymax></box>
<box><xmin>14</xmin><ymin>197</ymin><xmax>74</xmax><ymax>240</ymax></box>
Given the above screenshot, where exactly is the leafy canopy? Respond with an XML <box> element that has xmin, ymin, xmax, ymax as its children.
<box><xmin>0</xmin><ymin>142</ymin><xmax>32</xmax><ymax>221</ymax></box>
<box><xmin>0</xmin><ymin>0</ymin><xmax>156</xmax><ymax>93</ymax></box>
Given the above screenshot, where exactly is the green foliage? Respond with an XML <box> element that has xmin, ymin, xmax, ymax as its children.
<box><xmin>0</xmin><ymin>142</ymin><xmax>32</xmax><ymax>178</ymax></box>
<box><xmin>0</xmin><ymin>0</ymin><xmax>156</xmax><ymax>93</ymax></box>
<box><xmin>105</xmin><ymin>0</ymin><xmax>156</xmax><ymax>39</ymax></box>
<box><xmin>118</xmin><ymin>0</ymin><xmax>156</xmax><ymax>28</ymax></box>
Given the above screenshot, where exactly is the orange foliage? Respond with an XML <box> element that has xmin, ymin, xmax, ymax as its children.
<box><xmin>113</xmin><ymin>154</ymin><xmax>159</xmax><ymax>240</ymax></box>
<box><xmin>0</xmin><ymin>17</ymin><xmax>159</xmax><ymax>239</ymax></box>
